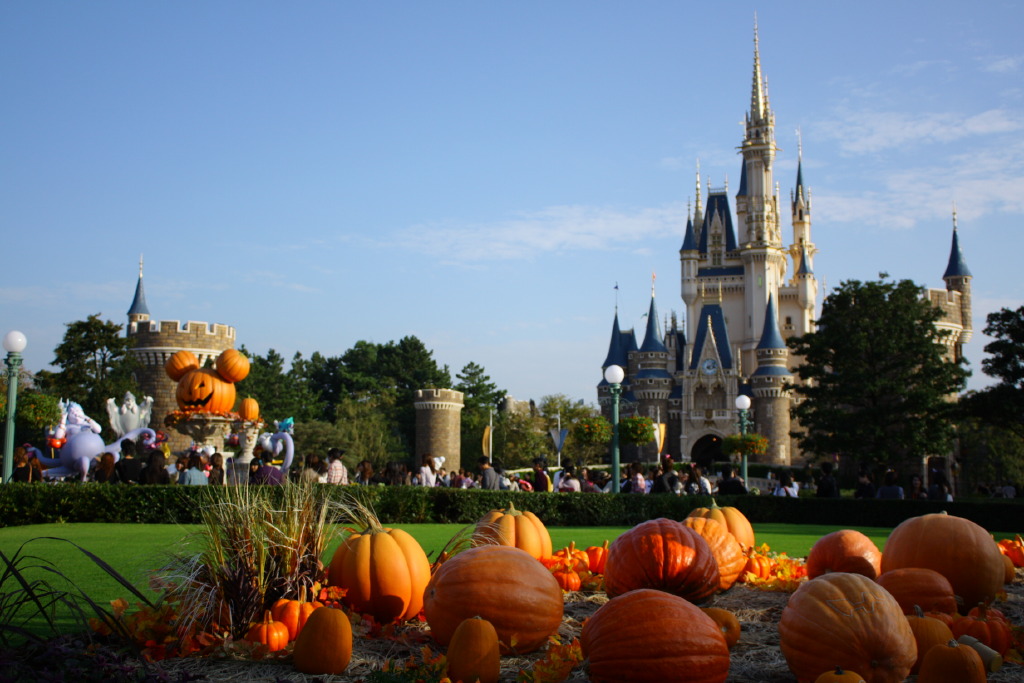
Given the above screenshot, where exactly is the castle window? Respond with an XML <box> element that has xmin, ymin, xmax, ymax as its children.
<box><xmin>785</xmin><ymin>316</ymin><xmax>792</xmax><ymax>325</ymax></box>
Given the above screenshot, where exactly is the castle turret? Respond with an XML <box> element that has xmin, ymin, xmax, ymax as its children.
<box><xmin>127</xmin><ymin>256</ymin><xmax>150</xmax><ymax>325</ymax></box>
<box><xmin>942</xmin><ymin>209</ymin><xmax>973</xmax><ymax>350</ymax></box>
<box><xmin>629</xmin><ymin>292</ymin><xmax>673</xmax><ymax>455</ymax></box>
<box><xmin>751</xmin><ymin>293</ymin><xmax>792</xmax><ymax>465</ymax></box>
<box><xmin>413</xmin><ymin>388</ymin><xmax>464</xmax><ymax>471</ymax></box>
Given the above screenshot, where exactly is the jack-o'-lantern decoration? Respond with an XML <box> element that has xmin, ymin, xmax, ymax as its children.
<box><xmin>166</xmin><ymin>349</ymin><xmax>250</xmax><ymax>414</ymax></box>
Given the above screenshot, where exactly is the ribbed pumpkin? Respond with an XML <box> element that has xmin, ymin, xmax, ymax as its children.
<box><xmin>778</xmin><ymin>573</ymin><xmax>917</xmax><ymax>683</ymax></box>
<box><xmin>874</xmin><ymin>567</ymin><xmax>958</xmax><ymax>615</ymax></box>
<box><xmin>1002</xmin><ymin>553</ymin><xmax>1015</xmax><ymax>584</ymax></box>
<box><xmin>292</xmin><ymin>606</ymin><xmax>353</xmax><ymax>675</ymax></box>
<box><xmin>473</xmin><ymin>503</ymin><xmax>553</xmax><ymax>559</ymax></box>
<box><xmin>603</xmin><ymin>518</ymin><xmax>720</xmax><ymax>604</ymax></box>
<box><xmin>245</xmin><ymin>610</ymin><xmax>288</xmax><ymax>652</ymax></box>
<box><xmin>165</xmin><ymin>350</ymin><xmax>200</xmax><ymax>381</ymax></box>
<box><xmin>686</xmin><ymin>500</ymin><xmax>755</xmax><ymax>550</ymax></box>
<box><xmin>815</xmin><ymin>668</ymin><xmax>866</xmax><ymax>683</ymax></box>
<box><xmin>881</xmin><ymin>513</ymin><xmax>1004</xmax><ymax>612</ymax></box>
<box><xmin>270</xmin><ymin>586</ymin><xmax>322</xmax><ymax>641</ymax></box>
<box><xmin>701</xmin><ymin>606</ymin><xmax>741</xmax><ymax>649</ymax></box>
<box><xmin>215</xmin><ymin>348</ymin><xmax>250</xmax><ymax>383</ymax></box>
<box><xmin>327</xmin><ymin>526</ymin><xmax>431</xmax><ymax>623</ymax></box>
<box><xmin>424</xmin><ymin>545</ymin><xmax>563</xmax><ymax>654</ymax></box>
<box><xmin>916</xmin><ymin>639</ymin><xmax>986</xmax><ymax>683</ymax></box>
<box><xmin>951</xmin><ymin>603</ymin><xmax>1012</xmax><ymax>655</ymax></box>
<box><xmin>739</xmin><ymin>551</ymin><xmax>772</xmax><ymax>581</ymax></box>
<box><xmin>681</xmin><ymin>516</ymin><xmax>745</xmax><ymax>590</ymax></box>
<box><xmin>239</xmin><ymin>397</ymin><xmax>260</xmax><ymax>422</ymax></box>
<box><xmin>175</xmin><ymin>367</ymin><xmax>237</xmax><ymax>413</ymax></box>
<box><xmin>585</xmin><ymin>540</ymin><xmax>610</xmax><ymax>574</ymax></box>
<box><xmin>446</xmin><ymin>617</ymin><xmax>500</xmax><ymax>683</ymax></box>
<box><xmin>806</xmin><ymin>529</ymin><xmax>882</xmax><ymax>580</ymax></box>
<box><xmin>581</xmin><ymin>588</ymin><xmax>730</xmax><ymax>683</ymax></box>
<box><xmin>906</xmin><ymin>606</ymin><xmax>954</xmax><ymax>674</ymax></box>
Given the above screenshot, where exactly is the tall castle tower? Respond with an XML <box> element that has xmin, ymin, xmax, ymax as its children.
<box><xmin>125</xmin><ymin>258</ymin><xmax>237</xmax><ymax>452</ymax></box>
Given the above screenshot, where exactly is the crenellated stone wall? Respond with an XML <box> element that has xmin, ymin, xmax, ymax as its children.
<box><xmin>413</xmin><ymin>389</ymin><xmax>464</xmax><ymax>472</ymax></box>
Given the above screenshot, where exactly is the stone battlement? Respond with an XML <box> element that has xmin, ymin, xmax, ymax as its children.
<box><xmin>128</xmin><ymin>319</ymin><xmax>236</xmax><ymax>341</ymax></box>
<box><xmin>413</xmin><ymin>389</ymin><xmax>465</xmax><ymax>409</ymax></box>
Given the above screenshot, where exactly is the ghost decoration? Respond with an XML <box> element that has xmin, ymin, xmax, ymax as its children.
<box><xmin>106</xmin><ymin>391</ymin><xmax>154</xmax><ymax>437</ymax></box>
<box><xmin>37</xmin><ymin>400</ymin><xmax>155</xmax><ymax>481</ymax></box>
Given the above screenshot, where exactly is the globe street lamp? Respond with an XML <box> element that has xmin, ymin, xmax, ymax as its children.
<box><xmin>604</xmin><ymin>364</ymin><xmax>625</xmax><ymax>493</ymax></box>
<box><xmin>3</xmin><ymin>331</ymin><xmax>27</xmax><ymax>484</ymax></box>
<box><xmin>735</xmin><ymin>393</ymin><xmax>752</xmax><ymax>487</ymax></box>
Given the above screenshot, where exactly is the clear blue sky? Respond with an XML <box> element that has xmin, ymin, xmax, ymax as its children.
<box><xmin>2</xmin><ymin>2</ymin><xmax>1021</xmax><ymax>406</ymax></box>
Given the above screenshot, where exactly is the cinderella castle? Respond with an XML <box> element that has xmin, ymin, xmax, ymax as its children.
<box><xmin>597</xmin><ymin>28</ymin><xmax>972</xmax><ymax>468</ymax></box>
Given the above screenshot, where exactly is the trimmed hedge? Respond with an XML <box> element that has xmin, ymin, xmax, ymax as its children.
<box><xmin>0</xmin><ymin>483</ymin><xmax>1019</xmax><ymax>531</ymax></box>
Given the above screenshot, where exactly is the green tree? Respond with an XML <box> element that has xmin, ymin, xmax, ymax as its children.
<box><xmin>787</xmin><ymin>276</ymin><xmax>969</xmax><ymax>468</ymax></box>
<box><xmin>537</xmin><ymin>394</ymin><xmax>602</xmax><ymax>465</ymax></box>
<box><xmin>455</xmin><ymin>361</ymin><xmax>505</xmax><ymax>468</ymax></box>
<box><xmin>491</xmin><ymin>408</ymin><xmax>548</xmax><ymax>470</ymax></box>
<box><xmin>963</xmin><ymin>305</ymin><xmax>1024</xmax><ymax>438</ymax></box>
<box><xmin>956</xmin><ymin>417</ymin><xmax>1024</xmax><ymax>494</ymax></box>
<box><xmin>332</xmin><ymin>393</ymin><xmax>406</xmax><ymax>470</ymax></box>
<box><xmin>234</xmin><ymin>347</ymin><xmax>323</xmax><ymax>424</ymax></box>
<box><xmin>35</xmin><ymin>314</ymin><xmax>139</xmax><ymax>426</ymax></box>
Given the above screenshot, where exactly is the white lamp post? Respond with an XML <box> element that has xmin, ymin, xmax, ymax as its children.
<box><xmin>604</xmin><ymin>364</ymin><xmax>625</xmax><ymax>493</ymax></box>
<box><xmin>735</xmin><ymin>393</ymin><xmax>752</xmax><ymax>486</ymax></box>
<box><xmin>3</xmin><ymin>331</ymin><xmax>27</xmax><ymax>484</ymax></box>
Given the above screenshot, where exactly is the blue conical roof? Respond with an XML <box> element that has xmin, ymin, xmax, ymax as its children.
<box><xmin>680</xmin><ymin>215</ymin><xmax>698</xmax><ymax>252</ymax></box>
<box><xmin>797</xmin><ymin>246</ymin><xmax>813</xmax><ymax>275</ymax></box>
<box><xmin>127</xmin><ymin>270</ymin><xmax>149</xmax><ymax>317</ymax></box>
<box><xmin>756</xmin><ymin>293</ymin><xmax>786</xmax><ymax>350</ymax></box>
<box><xmin>639</xmin><ymin>296</ymin><xmax>668</xmax><ymax>353</ymax></box>
<box><xmin>602</xmin><ymin>312</ymin><xmax>627</xmax><ymax>369</ymax></box>
<box><xmin>943</xmin><ymin>228</ymin><xmax>972</xmax><ymax>279</ymax></box>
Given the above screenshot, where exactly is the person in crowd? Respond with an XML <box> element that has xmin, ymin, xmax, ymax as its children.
<box><xmin>300</xmin><ymin>453</ymin><xmax>326</xmax><ymax>484</ymax></box>
<box><xmin>251</xmin><ymin>458</ymin><xmax>285</xmax><ymax>485</ymax></box>
<box><xmin>716</xmin><ymin>466</ymin><xmax>747</xmax><ymax>495</ymax></box>
<box><xmin>207</xmin><ymin>452</ymin><xmax>225</xmax><ymax>485</ymax></box>
<box><xmin>114</xmin><ymin>439</ymin><xmax>144</xmax><ymax>484</ymax></box>
<box><xmin>876</xmin><ymin>470</ymin><xmax>904</xmax><ymax>499</ymax></box>
<box><xmin>91</xmin><ymin>452</ymin><xmax>118</xmax><ymax>483</ymax></box>
<box><xmin>650</xmin><ymin>458</ymin><xmax>680</xmax><ymax>494</ymax></box>
<box><xmin>11</xmin><ymin>446</ymin><xmax>34</xmax><ymax>483</ymax></box>
<box><xmin>854</xmin><ymin>469</ymin><xmax>876</xmax><ymax>499</ymax></box>
<box><xmin>816</xmin><ymin>462</ymin><xmax>841</xmax><ymax>498</ymax></box>
<box><xmin>436</xmin><ymin>467</ymin><xmax>449</xmax><ymax>487</ymax></box>
<box><xmin>510</xmin><ymin>472</ymin><xmax>532</xmax><ymax>492</ymax></box>
<box><xmin>178</xmin><ymin>453</ymin><xmax>209</xmax><ymax>486</ymax></box>
<box><xmin>907</xmin><ymin>474</ymin><xmax>928</xmax><ymax>500</ymax></box>
<box><xmin>382</xmin><ymin>461</ymin><xmax>405</xmax><ymax>486</ymax></box>
<box><xmin>531</xmin><ymin>458</ymin><xmax>551</xmax><ymax>492</ymax></box>
<box><xmin>326</xmin><ymin>448</ymin><xmax>349</xmax><ymax>485</ymax></box>
<box><xmin>140</xmin><ymin>450</ymin><xmax>170</xmax><ymax>485</ymax></box>
<box><xmin>478</xmin><ymin>456</ymin><xmax>501</xmax><ymax>490</ymax></box>
<box><xmin>27</xmin><ymin>451</ymin><xmax>44</xmax><ymax>482</ymax></box>
<box><xmin>627</xmin><ymin>461</ymin><xmax>647</xmax><ymax>494</ymax></box>
<box><xmin>170</xmin><ymin>455</ymin><xmax>189</xmax><ymax>484</ymax></box>
<box><xmin>927</xmin><ymin>472</ymin><xmax>953</xmax><ymax>502</ymax></box>
<box><xmin>578</xmin><ymin>467</ymin><xmax>599</xmax><ymax>493</ymax></box>
<box><xmin>354</xmin><ymin>460</ymin><xmax>373</xmax><ymax>485</ymax></box>
<box><xmin>553</xmin><ymin>459</ymin><xmax>574</xmax><ymax>491</ymax></box>
<box><xmin>417</xmin><ymin>453</ymin><xmax>438</xmax><ymax>487</ymax></box>
<box><xmin>773</xmin><ymin>470</ymin><xmax>800</xmax><ymax>498</ymax></box>
<box><xmin>557</xmin><ymin>464</ymin><xmax>581</xmax><ymax>492</ymax></box>
<box><xmin>999</xmin><ymin>481</ymin><xmax>1017</xmax><ymax>499</ymax></box>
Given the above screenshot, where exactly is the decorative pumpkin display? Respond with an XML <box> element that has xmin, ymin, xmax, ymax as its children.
<box><xmin>446</xmin><ymin>617</ymin><xmax>501</xmax><ymax>683</ymax></box>
<box><xmin>585</xmin><ymin>540</ymin><xmax>610</xmax><ymax>575</ymax></box>
<box><xmin>327</xmin><ymin>526</ymin><xmax>431</xmax><ymax>623</ymax></box>
<box><xmin>778</xmin><ymin>573</ymin><xmax>917</xmax><ymax>683</ymax></box>
<box><xmin>966</xmin><ymin>602</ymin><xmax>1008</xmax><ymax>624</ymax></box>
<box><xmin>951</xmin><ymin>603</ymin><xmax>1012</xmax><ymax>656</ymax></box>
<box><xmin>245</xmin><ymin>610</ymin><xmax>288</xmax><ymax>652</ymax></box>
<box><xmin>548</xmin><ymin>557</ymin><xmax>583</xmax><ymax>592</ymax></box>
<box><xmin>687</xmin><ymin>500</ymin><xmax>755</xmax><ymax>550</ymax></box>
<box><xmin>473</xmin><ymin>503</ymin><xmax>553</xmax><ymax>559</ymax></box>
<box><xmin>681</xmin><ymin>516</ymin><xmax>746</xmax><ymax>591</ymax></box>
<box><xmin>423</xmin><ymin>545</ymin><xmax>563</xmax><ymax>654</ymax></box>
<box><xmin>814</xmin><ymin>667</ymin><xmax>866</xmax><ymax>683</ymax></box>
<box><xmin>997</xmin><ymin>534</ymin><xmax>1024</xmax><ymax>567</ymax></box>
<box><xmin>166</xmin><ymin>348</ymin><xmax>250</xmax><ymax>414</ymax></box>
<box><xmin>292</xmin><ymin>606</ymin><xmax>353</xmax><ymax>675</ymax></box>
<box><xmin>701</xmin><ymin>606</ymin><xmax>741</xmax><ymax>649</ymax></box>
<box><xmin>881</xmin><ymin>512</ymin><xmax>1004</xmax><ymax>612</ymax></box>
<box><xmin>739</xmin><ymin>549</ymin><xmax>773</xmax><ymax>582</ymax></box>
<box><xmin>906</xmin><ymin>606</ymin><xmax>954</xmax><ymax>674</ymax></box>
<box><xmin>806</xmin><ymin>529</ymin><xmax>882</xmax><ymax>580</ymax></box>
<box><xmin>1001</xmin><ymin>553</ymin><xmax>1015</xmax><ymax>584</ymax></box>
<box><xmin>270</xmin><ymin>585</ymin><xmax>322</xmax><ymax>641</ymax></box>
<box><xmin>554</xmin><ymin>541</ymin><xmax>590</xmax><ymax>573</ymax></box>
<box><xmin>238</xmin><ymin>397</ymin><xmax>260</xmax><ymax>422</ymax></box>
<box><xmin>916</xmin><ymin>639</ymin><xmax>986</xmax><ymax>683</ymax></box>
<box><xmin>215</xmin><ymin>348</ymin><xmax>251</xmax><ymax>383</ymax></box>
<box><xmin>874</xmin><ymin>567</ymin><xmax>958</xmax><ymax>615</ymax></box>
<box><xmin>603</xmin><ymin>518</ymin><xmax>720</xmax><ymax>604</ymax></box>
<box><xmin>581</xmin><ymin>588</ymin><xmax>730</xmax><ymax>683</ymax></box>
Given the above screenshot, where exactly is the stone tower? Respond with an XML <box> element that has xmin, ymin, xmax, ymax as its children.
<box><xmin>750</xmin><ymin>293</ymin><xmax>792</xmax><ymax>464</ymax></box>
<box><xmin>413</xmin><ymin>389</ymin><xmax>464</xmax><ymax>471</ymax></box>
<box><xmin>125</xmin><ymin>259</ymin><xmax>237</xmax><ymax>452</ymax></box>
<box><xmin>626</xmin><ymin>291</ymin><xmax>673</xmax><ymax>459</ymax></box>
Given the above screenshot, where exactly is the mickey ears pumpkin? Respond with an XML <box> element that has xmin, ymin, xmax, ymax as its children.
<box><xmin>166</xmin><ymin>350</ymin><xmax>200</xmax><ymax>381</ymax></box>
<box><xmin>215</xmin><ymin>348</ymin><xmax>250</xmax><ymax>383</ymax></box>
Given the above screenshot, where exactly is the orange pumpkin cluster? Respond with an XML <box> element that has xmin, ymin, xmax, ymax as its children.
<box><xmin>998</xmin><ymin>534</ymin><xmax>1024</xmax><ymax>567</ymax></box>
<box><xmin>737</xmin><ymin>543</ymin><xmax>808</xmax><ymax>591</ymax></box>
<box><xmin>541</xmin><ymin>541</ymin><xmax>608</xmax><ymax>593</ymax></box>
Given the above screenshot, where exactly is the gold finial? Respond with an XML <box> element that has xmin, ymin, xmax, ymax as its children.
<box><xmin>952</xmin><ymin>201</ymin><xmax>958</xmax><ymax>231</ymax></box>
<box><xmin>651</xmin><ymin>271</ymin><xmax>657</xmax><ymax>297</ymax></box>
<box><xmin>139</xmin><ymin>254</ymin><xmax>144</xmax><ymax>278</ymax></box>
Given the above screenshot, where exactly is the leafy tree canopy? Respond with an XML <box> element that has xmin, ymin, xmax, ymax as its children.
<box><xmin>234</xmin><ymin>347</ymin><xmax>324</xmax><ymax>425</ymax></box>
<box><xmin>964</xmin><ymin>305</ymin><xmax>1024</xmax><ymax>439</ymax></box>
<box><xmin>787</xmin><ymin>275</ymin><xmax>968</xmax><ymax>468</ymax></box>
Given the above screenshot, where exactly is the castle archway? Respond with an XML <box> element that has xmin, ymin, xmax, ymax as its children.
<box><xmin>690</xmin><ymin>433</ymin><xmax>723</xmax><ymax>471</ymax></box>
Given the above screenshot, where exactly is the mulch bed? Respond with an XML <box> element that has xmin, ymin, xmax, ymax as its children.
<box><xmin>156</xmin><ymin>569</ymin><xmax>1024</xmax><ymax>682</ymax></box>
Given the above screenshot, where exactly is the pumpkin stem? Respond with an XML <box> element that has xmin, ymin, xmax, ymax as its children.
<box><xmin>913</xmin><ymin>604</ymin><xmax>925</xmax><ymax>618</ymax></box>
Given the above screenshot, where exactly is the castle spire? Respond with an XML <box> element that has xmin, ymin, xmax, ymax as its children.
<box><xmin>943</xmin><ymin>205</ymin><xmax>972</xmax><ymax>279</ymax></box>
<box><xmin>750</xmin><ymin>17</ymin><xmax>767</xmax><ymax>123</ymax></box>
<box><xmin>127</xmin><ymin>254</ymin><xmax>150</xmax><ymax>322</ymax></box>
<box><xmin>639</xmin><ymin>292</ymin><xmax>668</xmax><ymax>354</ymax></box>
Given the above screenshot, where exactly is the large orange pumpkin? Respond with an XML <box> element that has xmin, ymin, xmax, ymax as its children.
<box><xmin>238</xmin><ymin>397</ymin><xmax>260</xmax><ymax>422</ymax></box>
<box><xmin>327</xmin><ymin>527</ymin><xmax>431</xmax><ymax>623</ymax></box>
<box><xmin>874</xmin><ymin>567</ymin><xmax>958</xmax><ymax>615</ymax></box>
<box><xmin>581</xmin><ymin>588</ymin><xmax>730</xmax><ymax>683</ymax></box>
<box><xmin>175</xmin><ymin>367</ymin><xmax>237</xmax><ymax>413</ymax></box>
<box><xmin>473</xmin><ymin>503</ymin><xmax>553</xmax><ymax>559</ymax></box>
<box><xmin>881</xmin><ymin>513</ymin><xmax>1004</xmax><ymax>612</ymax></box>
<box><xmin>806</xmin><ymin>529</ymin><xmax>882</xmax><ymax>580</ymax></box>
<box><xmin>778</xmin><ymin>573</ymin><xmax>917</xmax><ymax>683</ymax></box>
<box><xmin>603</xmin><ymin>518</ymin><xmax>720</xmax><ymax>604</ymax></box>
<box><xmin>687</xmin><ymin>500</ymin><xmax>755</xmax><ymax>550</ymax></box>
<box><xmin>165</xmin><ymin>350</ymin><xmax>200</xmax><ymax>381</ymax></box>
<box><xmin>423</xmin><ymin>545</ymin><xmax>563</xmax><ymax>654</ymax></box>
<box><xmin>681</xmin><ymin>516</ymin><xmax>746</xmax><ymax>591</ymax></box>
<box><xmin>215</xmin><ymin>348</ymin><xmax>250</xmax><ymax>383</ymax></box>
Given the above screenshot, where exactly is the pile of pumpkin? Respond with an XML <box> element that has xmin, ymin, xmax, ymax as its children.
<box><xmin>241</xmin><ymin>500</ymin><xmax>1019</xmax><ymax>683</ymax></box>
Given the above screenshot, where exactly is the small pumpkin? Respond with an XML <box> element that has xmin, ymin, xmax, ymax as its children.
<box><xmin>814</xmin><ymin>667</ymin><xmax>865</xmax><ymax>683</ymax></box>
<box><xmin>239</xmin><ymin>397</ymin><xmax>260</xmax><ymax>422</ymax></box>
<box><xmin>997</xmin><ymin>534</ymin><xmax>1024</xmax><ymax>567</ymax></box>
<box><xmin>603</xmin><ymin>518</ymin><xmax>720</xmax><ymax>604</ymax></box>
<box><xmin>687</xmin><ymin>500</ymin><xmax>755</xmax><ymax>550</ymax></box>
<box><xmin>554</xmin><ymin>541</ymin><xmax>590</xmax><ymax>573</ymax></box>
<box><xmin>916</xmin><ymin>639</ymin><xmax>986</xmax><ymax>683</ymax></box>
<box><xmin>292</xmin><ymin>606</ymin><xmax>353</xmax><ymax>675</ymax></box>
<box><xmin>581</xmin><ymin>588</ymin><xmax>730</xmax><ymax>683</ymax></box>
<box><xmin>778</xmin><ymin>573</ymin><xmax>916</xmax><ymax>683</ymax></box>
<box><xmin>551</xmin><ymin>561</ymin><xmax>582</xmax><ymax>592</ymax></box>
<box><xmin>585</xmin><ymin>540</ymin><xmax>610</xmax><ymax>574</ymax></box>
<box><xmin>215</xmin><ymin>348</ymin><xmax>251</xmax><ymax>383</ymax></box>
<box><xmin>739</xmin><ymin>550</ymin><xmax>772</xmax><ymax>582</ymax></box>
<box><xmin>473</xmin><ymin>503</ymin><xmax>553</xmax><ymax>559</ymax></box>
<box><xmin>270</xmin><ymin>585</ymin><xmax>322</xmax><ymax>641</ymax></box>
<box><xmin>446</xmin><ymin>617</ymin><xmax>500</xmax><ymax>683</ymax></box>
<box><xmin>1001</xmin><ymin>553</ymin><xmax>1015</xmax><ymax>584</ymax></box>
<box><xmin>701</xmin><ymin>606</ymin><xmax>741</xmax><ymax>649</ymax></box>
<box><xmin>906</xmin><ymin>606</ymin><xmax>954</xmax><ymax>674</ymax></box>
<box><xmin>245</xmin><ymin>610</ymin><xmax>288</xmax><ymax>652</ymax></box>
<box><xmin>951</xmin><ymin>603</ymin><xmax>1012</xmax><ymax>655</ymax></box>
<box><xmin>681</xmin><ymin>516</ymin><xmax>746</xmax><ymax>590</ymax></box>
<box><xmin>874</xmin><ymin>567</ymin><xmax>958</xmax><ymax>615</ymax></box>
<box><xmin>806</xmin><ymin>529</ymin><xmax>882</xmax><ymax>580</ymax></box>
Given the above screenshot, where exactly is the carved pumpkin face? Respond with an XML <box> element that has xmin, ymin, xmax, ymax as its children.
<box><xmin>175</xmin><ymin>367</ymin><xmax>237</xmax><ymax>413</ymax></box>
